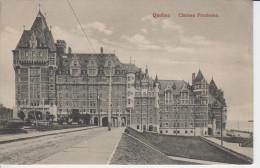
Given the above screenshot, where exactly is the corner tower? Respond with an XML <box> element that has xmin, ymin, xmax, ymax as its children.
<box><xmin>12</xmin><ymin>10</ymin><xmax>57</xmax><ymax>121</ymax></box>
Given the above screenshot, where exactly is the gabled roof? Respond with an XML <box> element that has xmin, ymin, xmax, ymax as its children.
<box><xmin>159</xmin><ymin>80</ymin><xmax>194</xmax><ymax>95</ymax></box>
<box><xmin>194</xmin><ymin>69</ymin><xmax>205</xmax><ymax>83</ymax></box>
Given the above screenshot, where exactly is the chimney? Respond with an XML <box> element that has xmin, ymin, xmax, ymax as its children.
<box><xmin>145</xmin><ymin>65</ymin><xmax>148</xmax><ymax>76</ymax></box>
<box><xmin>192</xmin><ymin>73</ymin><xmax>196</xmax><ymax>85</ymax></box>
<box><xmin>68</xmin><ymin>47</ymin><xmax>72</xmax><ymax>55</ymax></box>
<box><xmin>100</xmin><ymin>47</ymin><xmax>103</xmax><ymax>54</ymax></box>
<box><xmin>55</xmin><ymin>40</ymin><xmax>66</xmax><ymax>54</ymax></box>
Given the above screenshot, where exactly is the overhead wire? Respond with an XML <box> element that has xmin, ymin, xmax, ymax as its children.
<box><xmin>67</xmin><ymin>0</ymin><xmax>96</xmax><ymax>52</ymax></box>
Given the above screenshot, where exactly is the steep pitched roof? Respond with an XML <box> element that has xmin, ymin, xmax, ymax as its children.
<box><xmin>194</xmin><ymin>69</ymin><xmax>205</xmax><ymax>83</ymax></box>
<box><xmin>31</xmin><ymin>10</ymin><xmax>48</xmax><ymax>31</ymax></box>
<box><xmin>15</xmin><ymin>11</ymin><xmax>56</xmax><ymax>51</ymax></box>
<box><xmin>154</xmin><ymin>75</ymin><xmax>159</xmax><ymax>83</ymax></box>
<box><xmin>209</xmin><ymin>78</ymin><xmax>218</xmax><ymax>96</ymax></box>
<box><xmin>58</xmin><ymin>53</ymin><xmax>139</xmax><ymax>74</ymax></box>
<box><xmin>159</xmin><ymin>80</ymin><xmax>194</xmax><ymax>95</ymax></box>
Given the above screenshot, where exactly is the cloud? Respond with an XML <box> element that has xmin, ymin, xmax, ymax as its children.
<box><xmin>141</xmin><ymin>28</ymin><xmax>148</xmax><ymax>33</ymax></box>
<box><xmin>122</xmin><ymin>34</ymin><xmax>162</xmax><ymax>51</ymax></box>
<box><xmin>122</xmin><ymin>34</ymin><xmax>150</xmax><ymax>45</ymax></box>
<box><xmin>161</xmin><ymin>19</ymin><xmax>183</xmax><ymax>32</ymax></box>
<box><xmin>87</xmin><ymin>21</ymin><xmax>113</xmax><ymax>35</ymax></box>
<box><xmin>141</xmin><ymin>15</ymin><xmax>159</xmax><ymax>24</ymax></box>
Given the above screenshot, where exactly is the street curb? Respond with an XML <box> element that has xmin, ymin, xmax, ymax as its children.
<box><xmin>198</xmin><ymin>136</ymin><xmax>253</xmax><ymax>164</ymax></box>
<box><xmin>0</xmin><ymin>126</ymin><xmax>98</xmax><ymax>145</ymax></box>
<box><xmin>107</xmin><ymin>132</ymin><xmax>124</xmax><ymax>164</ymax></box>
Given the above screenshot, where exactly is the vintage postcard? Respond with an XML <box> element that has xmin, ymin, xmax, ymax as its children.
<box><xmin>0</xmin><ymin>0</ymin><xmax>253</xmax><ymax>165</ymax></box>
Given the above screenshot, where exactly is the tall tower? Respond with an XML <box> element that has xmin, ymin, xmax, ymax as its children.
<box><xmin>191</xmin><ymin>69</ymin><xmax>209</xmax><ymax>136</ymax></box>
<box><xmin>12</xmin><ymin>10</ymin><xmax>57</xmax><ymax>121</ymax></box>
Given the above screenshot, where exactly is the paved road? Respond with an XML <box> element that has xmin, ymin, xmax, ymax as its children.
<box><xmin>36</xmin><ymin>127</ymin><xmax>124</xmax><ymax>164</ymax></box>
<box><xmin>0</xmin><ymin>127</ymin><xmax>124</xmax><ymax>165</ymax></box>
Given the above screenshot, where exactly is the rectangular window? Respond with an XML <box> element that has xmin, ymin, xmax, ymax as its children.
<box><xmin>32</xmin><ymin>51</ymin><xmax>35</xmax><ymax>57</ymax></box>
<box><xmin>25</xmin><ymin>51</ymin><xmax>28</xmax><ymax>57</ymax></box>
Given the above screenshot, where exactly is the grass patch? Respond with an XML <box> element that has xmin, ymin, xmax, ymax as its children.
<box><xmin>0</xmin><ymin>128</ymin><xmax>28</xmax><ymax>135</ymax></box>
<box><xmin>110</xmin><ymin>133</ymin><xmax>196</xmax><ymax>165</ymax></box>
<box><xmin>128</xmin><ymin>128</ymin><xmax>250</xmax><ymax>164</ymax></box>
<box><xmin>32</xmin><ymin>124</ymin><xmax>93</xmax><ymax>131</ymax></box>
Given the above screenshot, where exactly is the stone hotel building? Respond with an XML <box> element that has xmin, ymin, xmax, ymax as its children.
<box><xmin>12</xmin><ymin>10</ymin><xmax>227</xmax><ymax>136</ymax></box>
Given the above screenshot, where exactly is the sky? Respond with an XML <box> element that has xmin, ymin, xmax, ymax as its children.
<box><xmin>0</xmin><ymin>0</ymin><xmax>253</xmax><ymax>121</ymax></box>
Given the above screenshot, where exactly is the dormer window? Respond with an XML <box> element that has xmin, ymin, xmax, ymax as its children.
<box><xmin>116</xmin><ymin>70</ymin><xmax>120</xmax><ymax>75</ymax></box>
<box><xmin>122</xmin><ymin>70</ymin><xmax>125</xmax><ymax>74</ymax></box>
<box><xmin>25</xmin><ymin>51</ymin><xmax>28</xmax><ymax>57</ymax></box>
<box><xmin>74</xmin><ymin>61</ymin><xmax>77</xmax><ymax>66</ymax></box>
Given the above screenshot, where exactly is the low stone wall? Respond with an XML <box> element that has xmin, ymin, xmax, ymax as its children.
<box><xmin>198</xmin><ymin>136</ymin><xmax>253</xmax><ymax>164</ymax></box>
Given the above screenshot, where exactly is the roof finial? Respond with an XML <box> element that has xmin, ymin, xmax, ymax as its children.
<box><xmin>44</xmin><ymin>12</ymin><xmax>46</xmax><ymax>19</ymax></box>
<box><xmin>130</xmin><ymin>57</ymin><xmax>132</xmax><ymax>63</ymax></box>
<box><xmin>39</xmin><ymin>3</ymin><xmax>41</xmax><ymax>11</ymax></box>
<box><xmin>23</xmin><ymin>25</ymin><xmax>25</xmax><ymax>30</ymax></box>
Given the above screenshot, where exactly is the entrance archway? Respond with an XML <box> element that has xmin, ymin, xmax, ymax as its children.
<box><xmin>208</xmin><ymin>128</ymin><xmax>212</xmax><ymax>135</ymax></box>
<box><xmin>149</xmin><ymin>125</ymin><xmax>153</xmax><ymax>131</ymax></box>
<box><xmin>102</xmin><ymin>117</ymin><xmax>108</xmax><ymax>127</ymax></box>
<box><xmin>94</xmin><ymin>117</ymin><xmax>99</xmax><ymax>126</ymax></box>
<box><xmin>121</xmin><ymin>117</ymin><xmax>126</xmax><ymax>126</ymax></box>
<box><xmin>112</xmin><ymin>117</ymin><xmax>118</xmax><ymax>127</ymax></box>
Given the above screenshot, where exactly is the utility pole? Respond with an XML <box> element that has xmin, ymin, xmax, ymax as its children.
<box><xmin>108</xmin><ymin>58</ymin><xmax>112</xmax><ymax>131</ymax></box>
<box><xmin>33</xmin><ymin>80</ymin><xmax>38</xmax><ymax>128</ymax></box>
<box><xmin>193</xmin><ymin>102</ymin><xmax>195</xmax><ymax>136</ymax></box>
<box><xmin>96</xmin><ymin>86</ymin><xmax>100</xmax><ymax>127</ymax></box>
<box><xmin>176</xmin><ymin>104</ymin><xmax>177</xmax><ymax>136</ymax></box>
<box><xmin>221</xmin><ymin>106</ymin><xmax>223</xmax><ymax>146</ymax></box>
<box><xmin>147</xmin><ymin>93</ymin><xmax>149</xmax><ymax>131</ymax></box>
<box><xmin>141</xmin><ymin>93</ymin><xmax>143</xmax><ymax>131</ymax></box>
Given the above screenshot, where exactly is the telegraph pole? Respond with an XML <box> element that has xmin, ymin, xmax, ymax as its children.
<box><xmin>221</xmin><ymin>106</ymin><xmax>223</xmax><ymax>146</ymax></box>
<box><xmin>108</xmin><ymin>58</ymin><xmax>112</xmax><ymax>131</ymax></box>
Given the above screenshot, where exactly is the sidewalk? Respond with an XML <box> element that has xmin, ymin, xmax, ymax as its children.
<box><xmin>205</xmin><ymin>137</ymin><xmax>253</xmax><ymax>159</ymax></box>
<box><xmin>35</xmin><ymin>127</ymin><xmax>125</xmax><ymax>164</ymax></box>
<box><xmin>0</xmin><ymin>126</ymin><xmax>96</xmax><ymax>144</ymax></box>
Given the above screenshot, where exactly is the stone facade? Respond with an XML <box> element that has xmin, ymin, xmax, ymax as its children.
<box><xmin>12</xmin><ymin>11</ymin><xmax>227</xmax><ymax>136</ymax></box>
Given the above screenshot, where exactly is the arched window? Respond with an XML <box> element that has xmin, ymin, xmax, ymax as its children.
<box><xmin>74</xmin><ymin>61</ymin><xmax>77</xmax><ymax>66</ymax></box>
